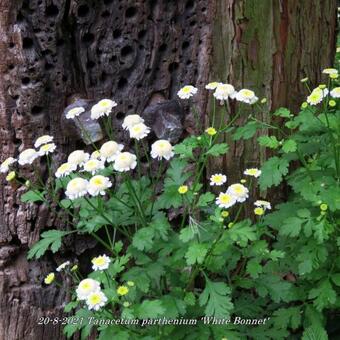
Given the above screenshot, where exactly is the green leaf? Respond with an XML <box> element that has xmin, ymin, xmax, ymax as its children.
<box><xmin>308</xmin><ymin>279</ymin><xmax>336</xmax><ymax>311</ymax></box>
<box><xmin>259</xmin><ymin>157</ymin><xmax>289</xmax><ymax>190</ymax></box>
<box><xmin>197</xmin><ymin>192</ymin><xmax>215</xmax><ymax>207</ymax></box>
<box><xmin>137</xmin><ymin>300</ymin><xmax>165</xmax><ymax>319</ymax></box>
<box><xmin>228</xmin><ymin>219</ymin><xmax>257</xmax><ymax>247</ymax></box>
<box><xmin>132</xmin><ymin>227</ymin><xmax>155</xmax><ymax>251</ymax></box>
<box><xmin>331</xmin><ymin>273</ymin><xmax>340</xmax><ymax>287</ymax></box>
<box><xmin>302</xmin><ymin>324</ymin><xmax>328</xmax><ymax>340</ymax></box>
<box><xmin>246</xmin><ymin>259</ymin><xmax>262</xmax><ymax>279</ymax></box>
<box><xmin>279</xmin><ymin>217</ymin><xmax>303</xmax><ymax>237</ymax></box>
<box><xmin>27</xmin><ymin>230</ymin><xmax>70</xmax><ymax>259</ymax></box>
<box><xmin>282</xmin><ymin>139</ymin><xmax>297</xmax><ymax>153</ymax></box>
<box><xmin>185</xmin><ymin>243</ymin><xmax>208</xmax><ymax>265</ymax></box>
<box><xmin>274</xmin><ymin>107</ymin><xmax>291</xmax><ymax>118</ymax></box>
<box><xmin>179</xmin><ymin>227</ymin><xmax>196</xmax><ymax>243</ymax></box>
<box><xmin>206</xmin><ymin>143</ymin><xmax>229</xmax><ymax>156</ymax></box>
<box><xmin>273</xmin><ymin>307</ymin><xmax>302</xmax><ymax>331</ymax></box>
<box><xmin>233</xmin><ymin>121</ymin><xmax>261</xmax><ymax>140</ymax></box>
<box><xmin>199</xmin><ymin>277</ymin><xmax>233</xmax><ymax>318</ymax></box>
<box><xmin>21</xmin><ymin>190</ymin><xmax>45</xmax><ymax>203</ymax></box>
<box><xmin>258</xmin><ymin>135</ymin><xmax>280</xmax><ymax>149</ymax></box>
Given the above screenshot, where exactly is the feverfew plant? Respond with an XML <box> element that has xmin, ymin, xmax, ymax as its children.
<box><xmin>2</xmin><ymin>70</ymin><xmax>339</xmax><ymax>339</ymax></box>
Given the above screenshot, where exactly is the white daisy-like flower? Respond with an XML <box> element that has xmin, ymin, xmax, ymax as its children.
<box><xmin>213</xmin><ymin>83</ymin><xmax>236</xmax><ymax>102</ymax></box>
<box><xmin>244</xmin><ymin>168</ymin><xmax>261</xmax><ymax>178</ymax></box>
<box><xmin>322</xmin><ymin>68</ymin><xmax>338</xmax><ymax>75</ymax></box>
<box><xmin>330</xmin><ymin>87</ymin><xmax>340</xmax><ymax>98</ymax></box>
<box><xmin>55</xmin><ymin>162</ymin><xmax>76</xmax><ymax>178</ymax></box>
<box><xmin>227</xmin><ymin>183</ymin><xmax>249</xmax><ymax>203</ymax></box>
<box><xmin>90</xmin><ymin>150</ymin><xmax>101</xmax><ymax>159</ymax></box>
<box><xmin>18</xmin><ymin>149</ymin><xmax>39</xmax><ymax>165</ymax></box>
<box><xmin>100</xmin><ymin>141</ymin><xmax>124</xmax><ymax>162</ymax></box>
<box><xmin>86</xmin><ymin>290</ymin><xmax>108</xmax><ymax>311</ymax></box>
<box><xmin>128</xmin><ymin>123</ymin><xmax>151</xmax><ymax>140</ymax></box>
<box><xmin>122</xmin><ymin>114</ymin><xmax>144</xmax><ymax>130</ymax></box>
<box><xmin>82</xmin><ymin>159</ymin><xmax>105</xmax><ymax>175</ymax></box>
<box><xmin>67</xmin><ymin>150</ymin><xmax>90</xmax><ymax>167</ymax></box>
<box><xmin>306</xmin><ymin>87</ymin><xmax>328</xmax><ymax>106</ymax></box>
<box><xmin>210</xmin><ymin>173</ymin><xmax>227</xmax><ymax>186</ymax></box>
<box><xmin>205</xmin><ymin>82</ymin><xmax>220</xmax><ymax>90</ymax></box>
<box><xmin>38</xmin><ymin>143</ymin><xmax>56</xmax><ymax>156</ymax></box>
<box><xmin>66</xmin><ymin>106</ymin><xmax>85</xmax><ymax>119</ymax></box>
<box><xmin>65</xmin><ymin>177</ymin><xmax>89</xmax><ymax>200</ymax></box>
<box><xmin>91</xmin><ymin>254</ymin><xmax>111</xmax><ymax>271</ymax></box>
<box><xmin>34</xmin><ymin>135</ymin><xmax>54</xmax><ymax>148</ymax></box>
<box><xmin>254</xmin><ymin>200</ymin><xmax>272</xmax><ymax>210</ymax></box>
<box><xmin>177</xmin><ymin>85</ymin><xmax>198</xmax><ymax>99</ymax></box>
<box><xmin>87</xmin><ymin>175</ymin><xmax>112</xmax><ymax>196</ymax></box>
<box><xmin>76</xmin><ymin>278</ymin><xmax>101</xmax><ymax>300</ymax></box>
<box><xmin>113</xmin><ymin>152</ymin><xmax>137</xmax><ymax>172</ymax></box>
<box><xmin>91</xmin><ymin>99</ymin><xmax>117</xmax><ymax>120</ymax></box>
<box><xmin>150</xmin><ymin>140</ymin><xmax>174</xmax><ymax>160</ymax></box>
<box><xmin>235</xmin><ymin>89</ymin><xmax>258</xmax><ymax>104</ymax></box>
<box><xmin>216</xmin><ymin>192</ymin><xmax>237</xmax><ymax>209</ymax></box>
<box><xmin>56</xmin><ymin>261</ymin><xmax>70</xmax><ymax>272</ymax></box>
<box><xmin>0</xmin><ymin>157</ymin><xmax>16</xmax><ymax>173</ymax></box>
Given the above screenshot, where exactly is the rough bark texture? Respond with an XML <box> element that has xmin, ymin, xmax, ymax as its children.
<box><xmin>0</xmin><ymin>0</ymin><xmax>336</xmax><ymax>339</ymax></box>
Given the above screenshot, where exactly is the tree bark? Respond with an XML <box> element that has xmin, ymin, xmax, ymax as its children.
<box><xmin>0</xmin><ymin>1</ymin><xmax>336</xmax><ymax>339</ymax></box>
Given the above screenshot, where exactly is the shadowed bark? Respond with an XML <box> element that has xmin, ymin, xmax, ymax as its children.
<box><xmin>0</xmin><ymin>0</ymin><xmax>336</xmax><ymax>339</ymax></box>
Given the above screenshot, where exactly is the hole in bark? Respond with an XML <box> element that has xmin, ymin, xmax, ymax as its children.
<box><xmin>8</xmin><ymin>64</ymin><xmax>15</xmax><ymax>70</ymax></box>
<box><xmin>62</xmin><ymin>75</ymin><xmax>67</xmax><ymax>82</ymax></box>
<box><xmin>138</xmin><ymin>29</ymin><xmax>147</xmax><ymax>39</ymax></box>
<box><xmin>121</xmin><ymin>45</ymin><xmax>133</xmax><ymax>57</ymax></box>
<box><xmin>103</xmin><ymin>0</ymin><xmax>113</xmax><ymax>4</ymax></box>
<box><xmin>113</xmin><ymin>29</ymin><xmax>122</xmax><ymax>39</ymax></box>
<box><xmin>31</xmin><ymin>106</ymin><xmax>43</xmax><ymax>115</ymax></box>
<box><xmin>9</xmin><ymin>42</ymin><xmax>15</xmax><ymax>48</ymax></box>
<box><xmin>185</xmin><ymin>0</ymin><xmax>194</xmax><ymax>10</ymax></box>
<box><xmin>82</xmin><ymin>33</ymin><xmax>94</xmax><ymax>44</ymax></box>
<box><xmin>57</xmin><ymin>38</ymin><xmax>65</xmax><ymax>46</ymax></box>
<box><xmin>190</xmin><ymin>20</ymin><xmax>196</xmax><ymax>26</ymax></box>
<box><xmin>182</xmin><ymin>41</ymin><xmax>189</xmax><ymax>49</ymax></box>
<box><xmin>46</xmin><ymin>4</ymin><xmax>59</xmax><ymax>17</ymax></box>
<box><xmin>100</xmin><ymin>71</ymin><xmax>107</xmax><ymax>82</ymax></box>
<box><xmin>110</xmin><ymin>55</ymin><xmax>117</xmax><ymax>62</ymax></box>
<box><xmin>202</xmin><ymin>7</ymin><xmax>207</xmax><ymax>12</ymax></box>
<box><xmin>168</xmin><ymin>62</ymin><xmax>179</xmax><ymax>73</ymax></box>
<box><xmin>45</xmin><ymin>62</ymin><xmax>54</xmax><ymax>70</ymax></box>
<box><xmin>125</xmin><ymin>6</ymin><xmax>137</xmax><ymax>18</ymax></box>
<box><xmin>117</xmin><ymin>77</ymin><xmax>127</xmax><ymax>89</ymax></box>
<box><xmin>86</xmin><ymin>60</ymin><xmax>96</xmax><ymax>68</ymax></box>
<box><xmin>21</xmin><ymin>77</ymin><xmax>30</xmax><ymax>85</ymax></box>
<box><xmin>77</xmin><ymin>4</ymin><xmax>90</xmax><ymax>17</ymax></box>
<box><xmin>16</xmin><ymin>12</ymin><xmax>24</xmax><ymax>22</ymax></box>
<box><xmin>116</xmin><ymin>111</ymin><xmax>125</xmax><ymax>120</ymax></box>
<box><xmin>22</xmin><ymin>37</ymin><xmax>33</xmax><ymax>49</ymax></box>
<box><xmin>101</xmin><ymin>10</ymin><xmax>110</xmax><ymax>18</ymax></box>
<box><xmin>159</xmin><ymin>43</ymin><xmax>167</xmax><ymax>52</ymax></box>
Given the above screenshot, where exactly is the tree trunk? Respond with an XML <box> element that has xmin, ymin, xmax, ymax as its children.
<box><xmin>0</xmin><ymin>1</ymin><xmax>336</xmax><ymax>339</ymax></box>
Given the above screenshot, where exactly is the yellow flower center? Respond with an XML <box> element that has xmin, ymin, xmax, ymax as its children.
<box><xmin>92</xmin><ymin>257</ymin><xmax>106</xmax><ymax>266</ymax></box>
<box><xmin>220</xmin><ymin>194</ymin><xmax>232</xmax><ymax>204</ymax></box>
<box><xmin>254</xmin><ymin>207</ymin><xmax>264</xmax><ymax>216</ymax></box>
<box><xmin>88</xmin><ymin>293</ymin><xmax>102</xmax><ymax>304</ymax></box>
<box><xmin>178</xmin><ymin>185</ymin><xmax>188</xmax><ymax>194</ymax></box>
<box><xmin>117</xmin><ymin>286</ymin><xmax>129</xmax><ymax>296</ymax></box>
<box><xmin>182</xmin><ymin>86</ymin><xmax>191</xmax><ymax>93</ymax></box>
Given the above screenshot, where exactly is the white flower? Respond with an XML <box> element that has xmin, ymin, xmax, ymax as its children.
<box><xmin>34</xmin><ymin>135</ymin><xmax>54</xmax><ymax>148</ymax></box>
<box><xmin>38</xmin><ymin>143</ymin><xmax>56</xmax><ymax>156</ymax></box>
<box><xmin>91</xmin><ymin>99</ymin><xmax>117</xmax><ymax>119</ymax></box>
<box><xmin>330</xmin><ymin>87</ymin><xmax>340</xmax><ymax>98</ymax></box>
<box><xmin>307</xmin><ymin>88</ymin><xmax>328</xmax><ymax>106</ymax></box>
<box><xmin>0</xmin><ymin>157</ymin><xmax>16</xmax><ymax>173</ymax></box>
<box><xmin>322</xmin><ymin>68</ymin><xmax>338</xmax><ymax>75</ymax></box>
<box><xmin>56</xmin><ymin>261</ymin><xmax>70</xmax><ymax>272</ymax></box>
<box><xmin>90</xmin><ymin>150</ymin><xmax>101</xmax><ymax>159</ymax></box>
<box><xmin>91</xmin><ymin>254</ymin><xmax>111</xmax><ymax>271</ymax></box>
<box><xmin>205</xmin><ymin>82</ymin><xmax>220</xmax><ymax>90</ymax></box>
<box><xmin>210</xmin><ymin>174</ymin><xmax>227</xmax><ymax>186</ymax></box>
<box><xmin>254</xmin><ymin>200</ymin><xmax>271</xmax><ymax>210</ymax></box>
<box><xmin>122</xmin><ymin>114</ymin><xmax>144</xmax><ymax>130</ymax></box>
<box><xmin>82</xmin><ymin>159</ymin><xmax>105</xmax><ymax>175</ymax></box>
<box><xmin>244</xmin><ymin>168</ymin><xmax>261</xmax><ymax>178</ymax></box>
<box><xmin>65</xmin><ymin>177</ymin><xmax>89</xmax><ymax>200</ymax></box>
<box><xmin>213</xmin><ymin>83</ymin><xmax>236</xmax><ymax>102</ymax></box>
<box><xmin>216</xmin><ymin>192</ymin><xmax>237</xmax><ymax>209</ymax></box>
<box><xmin>76</xmin><ymin>278</ymin><xmax>101</xmax><ymax>300</ymax></box>
<box><xmin>86</xmin><ymin>290</ymin><xmax>108</xmax><ymax>311</ymax></box>
<box><xmin>114</xmin><ymin>152</ymin><xmax>137</xmax><ymax>172</ymax></box>
<box><xmin>177</xmin><ymin>85</ymin><xmax>198</xmax><ymax>99</ymax></box>
<box><xmin>87</xmin><ymin>175</ymin><xmax>112</xmax><ymax>196</ymax></box>
<box><xmin>150</xmin><ymin>140</ymin><xmax>174</xmax><ymax>160</ymax></box>
<box><xmin>227</xmin><ymin>183</ymin><xmax>249</xmax><ymax>202</ymax></box>
<box><xmin>235</xmin><ymin>89</ymin><xmax>258</xmax><ymax>104</ymax></box>
<box><xmin>100</xmin><ymin>141</ymin><xmax>124</xmax><ymax>162</ymax></box>
<box><xmin>66</xmin><ymin>107</ymin><xmax>85</xmax><ymax>119</ymax></box>
<box><xmin>18</xmin><ymin>149</ymin><xmax>39</xmax><ymax>165</ymax></box>
<box><xmin>128</xmin><ymin>123</ymin><xmax>151</xmax><ymax>140</ymax></box>
<box><xmin>67</xmin><ymin>150</ymin><xmax>90</xmax><ymax>167</ymax></box>
<box><xmin>55</xmin><ymin>162</ymin><xmax>76</xmax><ymax>178</ymax></box>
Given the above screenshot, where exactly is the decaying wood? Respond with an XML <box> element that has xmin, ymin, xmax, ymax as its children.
<box><xmin>0</xmin><ymin>0</ymin><xmax>336</xmax><ymax>339</ymax></box>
